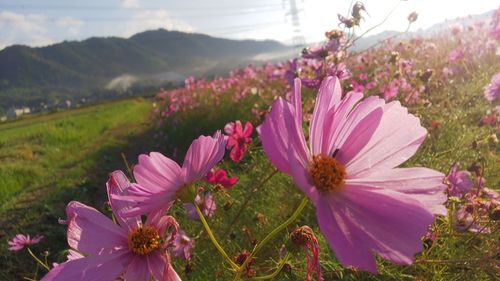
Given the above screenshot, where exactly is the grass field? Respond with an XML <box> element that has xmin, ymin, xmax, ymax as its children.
<box><xmin>0</xmin><ymin>98</ymin><xmax>154</xmax><ymax>279</ymax></box>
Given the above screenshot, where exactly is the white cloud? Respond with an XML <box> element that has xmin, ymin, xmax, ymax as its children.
<box><xmin>121</xmin><ymin>0</ymin><xmax>140</xmax><ymax>8</ymax></box>
<box><xmin>0</xmin><ymin>11</ymin><xmax>54</xmax><ymax>49</ymax></box>
<box><xmin>124</xmin><ymin>9</ymin><xmax>195</xmax><ymax>36</ymax></box>
<box><xmin>56</xmin><ymin>17</ymin><xmax>85</xmax><ymax>36</ymax></box>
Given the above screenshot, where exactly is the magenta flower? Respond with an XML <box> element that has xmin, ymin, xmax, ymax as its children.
<box><xmin>258</xmin><ymin>77</ymin><xmax>447</xmax><ymax>272</ymax></box>
<box><xmin>183</xmin><ymin>191</ymin><xmax>216</xmax><ymax>220</ymax></box>
<box><xmin>8</xmin><ymin>234</ymin><xmax>43</xmax><ymax>251</ymax></box>
<box><xmin>117</xmin><ymin>132</ymin><xmax>225</xmax><ymax>217</ymax></box>
<box><xmin>205</xmin><ymin>168</ymin><xmax>238</xmax><ymax>189</ymax></box>
<box><xmin>484</xmin><ymin>73</ymin><xmax>500</xmax><ymax>102</ymax></box>
<box><xmin>172</xmin><ymin>230</ymin><xmax>194</xmax><ymax>261</ymax></box>
<box><xmin>41</xmin><ymin>170</ymin><xmax>181</xmax><ymax>281</ymax></box>
<box><xmin>225</xmin><ymin>121</ymin><xmax>253</xmax><ymax>163</ymax></box>
<box><xmin>446</xmin><ymin>162</ymin><xmax>473</xmax><ymax>198</ymax></box>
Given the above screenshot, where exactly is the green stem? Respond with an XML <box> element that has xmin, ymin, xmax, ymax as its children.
<box><xmin>27</xmin><ymin>247</ymin><xmax>49</xmax><ymax>271</ymax></box>
<box><xmin>195</xmin><ymin>204</ymin><xmax>239</xmax><ymax>270</ymax></box>
<box><xmin>234</xmin><ymin>197</ymin><xmax>309</xmax><ymax>280</ymax></box>
<box><xmin>222</xmin><ymin>169</ymin><xmax>278</xmax><ymax>238</ymax></box>
<box><xmin>253</xmin><ymin>253</ymin><xmax>290</xmax><ymax>280</ymax></box>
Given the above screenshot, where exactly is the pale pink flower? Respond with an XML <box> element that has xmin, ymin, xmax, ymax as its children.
<box><xmin>116</xmin><ymin>132</ymin><xmax>226</xmax><ymax>217</ymax></box>
<box><xmin>8</xmin><ymin>234</ymin><xmax>43</xmax><ymax>251</ymax></box>
<box><xmin>484</xmin><ymin>73</ymin><xmax>500</xmax><ymax>102</ymax></box>
<box><xmin>41</xmin><ymin>171</ymin><xmax>181</xmax><ymax>281</ymax></box>
<box><xmin>258</xmin><ymin>77</ymin><xmax>446</xmax><ymax>272</ymax></box>
<box><xmin>172</xmin><ymin>230</ymin><xmax>194</xmax><ymax>261</ymax></box>
<box><xmin>183</xmin><ymin>191</ymin><xmax>216</xmax><ymax>220</ymax></box>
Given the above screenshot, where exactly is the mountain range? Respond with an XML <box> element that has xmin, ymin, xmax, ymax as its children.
<box><xmin>0</xmin><ymin>29</ymin><xmax>290</xmax><ymax>112</ymax></box>
<box><xmin>0</xmin><ymin>9</ymin><xmax>494</xmax><ymax>113</ymax></box>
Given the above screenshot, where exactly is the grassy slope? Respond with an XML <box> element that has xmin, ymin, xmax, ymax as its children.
<box><xmin>0</xmin><ymin>98</ymin><xmax>153</xmax><ymax>280</ymax></box>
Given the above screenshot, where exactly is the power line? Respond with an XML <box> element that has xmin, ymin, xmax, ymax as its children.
<box><xmin>0</xmin><ymin>3</ymin><xmax>284</xmax><ymax>12</ymax></box>
<box><xmin>4</xmin><ymin>7</ymin><xmax>284</xmax><ymax>21</ymax></box>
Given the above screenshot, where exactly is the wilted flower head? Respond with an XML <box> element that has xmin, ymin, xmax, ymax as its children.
<box><xmin>8</xmin><ymin>234</ymin><xmax>43</xmax><ymax>251</ymax></box>
<box><xmin>258</xmin><ymin>76</ymin><xmax>446</xmax><ymax>272</ymax></box>
<box><xmin>484</xmin><ymin>72</ymin><xmax>500</xmax><ymax>102</ymax></box>
<box><xmin>452</xmin><ymin>206</ymin><xmax>490</xmax><ymax>233</ymax></box>
<box><xmin>290</xmin><ymin>226</ymin><xmax>323</xmax><ymax>281</ymax></box>
<box><xmin>419</xmin><ymin>68</ymin><xmax>434</xmax><ymax>83</ymax></box>
<box><xmin>338</xmin><ymin>14</ymin><xmax>357</xmax><ymax>28</ymax></box>
<box><xmin>234</xmin><ymin>250</ymin><xmax>254</xmax><ymax>278</ymax></box>
<box><xmin>352</xmin><ymin>2</ymin><xmax>367</xmax><ymax>21</ymax></box>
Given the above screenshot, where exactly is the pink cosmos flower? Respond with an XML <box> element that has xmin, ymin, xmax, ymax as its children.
<box><xmin>41</xmin><ymin>171</ymin><xmax>181</xmax><ymax>281</ymax></box>
<box><xmin>258</xmin><ymin>77</ymin><xmax>447</xmax><ymax>273</ymax></box>
<box><xmin>225</xmin><ymin>121</ymin><xmax>253</xmax><ymax>163</ymax></box>
<box><xmin>205</xmin><ymin>168</ymin><xmax>238</xmax><ymax>189</ymax></box>
<box><xmin>484</xmin><ymin>72</ymin><xmax>500</xmax><ymax>102</ymax></box>
<box><xmin>446</xmin><ymin>162</ymin><xmax>473</xmax><ymax>198</ymax></box>
<box><xmin>448</xmin><ymin>48</ymin><xmax>465</xmax><ymax>63</ymax></box>
<box><xmin>8</xmin><ymin>234</ymin><xmax>43</xmax><ymax>251</ymax></box>
<box><xmin>172</xmin><ymin>230</ymin><xmax>194</xmax><ymax>261</ymax></box>
<box><xmin>183</xmin><ymin>191</ymin><xmax>217</xmax><ymax>220</ymax></box>
<box><xmin>116</xmin><ymin>132</ymin><xmax>225</xmax><ymax>217</ymax></box>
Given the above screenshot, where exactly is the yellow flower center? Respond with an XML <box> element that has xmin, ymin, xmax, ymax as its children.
<box><xmin>308</xmin><ymin>154</ymin><xmax>347</xmax><ymax>193</ymax></box>
<box><xmin>128</xmin><ymin>226</ymin><xmax>160</xmax><ymax>255</ymax></box>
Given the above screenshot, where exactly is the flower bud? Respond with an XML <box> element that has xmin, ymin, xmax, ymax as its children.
<box><xmin>408</xmin><ymin>12</ymin><xmax>418</xmax><ymax>23</ymax></box>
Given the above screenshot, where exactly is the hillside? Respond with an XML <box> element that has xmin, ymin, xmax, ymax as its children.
<box><xmin>352</xmin><ymin>9</ymin><xmax>494</xmax><ymax>51</ymax></box>
<box><xmin>0</xmin><ymin>29</ymin><xmax>290</xmax><ymax>111</ymax></box>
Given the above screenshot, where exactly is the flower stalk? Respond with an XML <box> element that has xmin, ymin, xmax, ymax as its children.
<box><xmin>194</xmin><ymin>204</ymin><xmax>239</xmax><ymax>270</ymax></box>
<box><xmin>233</xmin><ymin>197</ymin><xmax>309</xmax><ymax>280</ymax></box>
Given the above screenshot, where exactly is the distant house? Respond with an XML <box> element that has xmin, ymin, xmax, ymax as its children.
<box><xmin>0</xmin><ymin>116</ymin><xmax>6</xmax><ymax>122</ymax></box>
<box><xmin>6</xmin><ymin>107</ymin><xmax>30</xmax><ymax>119</ymax></box>
<box><xmin>58</xmin><ymin>100</ymin><xmax>72</xmax><ymax>110</ymax></box>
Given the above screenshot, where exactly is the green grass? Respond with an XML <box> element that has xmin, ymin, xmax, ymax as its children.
<box><xmin>0</xmin><ymin>98</ymin><xmax>154</xmax><ymax>280</ymax></box>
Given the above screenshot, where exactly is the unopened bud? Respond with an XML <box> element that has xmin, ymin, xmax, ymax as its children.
<box><xmin>389</xmin><ymin>51</ymin><xmax>399</xmax><ymax>64</ymax></box>
<box><xmin>290</xmin><ymin>226</ymin><xmax>315</xmax><ymax>246</ymax></box>
<box><xmin>408</xmin><ymin>12</ymin><xmax>418</xmax><ymax>23</ymax></box>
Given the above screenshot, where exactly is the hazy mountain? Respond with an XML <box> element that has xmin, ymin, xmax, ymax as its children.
<box><xmin>0</xmin><ymin>29</ymin><xmax>290</xmax><ymax>111</ymax></box>
<box><xmin>351</xmin><ymin>9</ymin><xmax>494</xmax><ymax>52</ymax></box>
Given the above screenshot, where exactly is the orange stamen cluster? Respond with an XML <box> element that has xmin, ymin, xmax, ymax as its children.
<box><xmin>128</xmin><ymin>226</ymin><xmax>160</xmax><ymax>255</ymax></box>
<box><xmin>308</xmin><ymin>154</ymin><xmax>347</xmax><ymax>193</ymax></box>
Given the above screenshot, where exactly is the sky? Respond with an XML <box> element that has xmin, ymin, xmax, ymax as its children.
<box><xmin>0</xmin><ymin>0</ymin><xmax>498</xmax><ymax>49</ymax></box>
